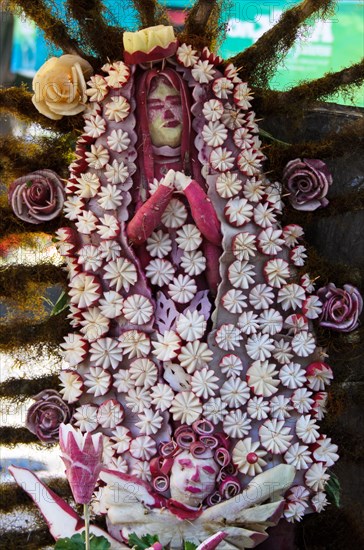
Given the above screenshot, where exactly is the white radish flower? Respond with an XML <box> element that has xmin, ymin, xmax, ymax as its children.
<box><xmin>278</xmin><ymin>284</ymin><xmax>306</xmax><ymax>311</ymax></box>
<box><xmin>146</xmin><ymin>230</ymin><xmax>173</xmax><ymax>258</ymax></box>
<box><xmin>191</xmin><ymin>368</ymin><xmax>219</xmax><ymax>398</ymax></box>
<box><xmin>84</xmin><ymin>366</ymin><xmax>112</xmax><ymax>397</ymax></box>
<box><xmin>284</xmin><ymin>443</ymin><xmax>312</xmax><ymax>470</ymax></box>
<box><xmin>150</xmin><ymin>383</ymin><xmax>175</xmax><ymax>412</ymax></box>
<box><xmin>202</xmin><ymin>120</ymin><xmax>228</xmax><ymax>147</ymax></box>
<box><xmin>75</xmin><ymin>173</ymin><xmax>100</xmax><ymax>199</ymax></box>
<box><xmin>202</xmin><ymin>98</ymin><xmax>224</xmax><ymax>122</ymax></box>
<box><xmin>232</xmin><ymin>232</ymin><xmax>257</xmax><ymax>261</ymax></box>
<box><xmin>221</xmin><ymin>104</ymin><xmax>245</xmax><ymax>130</ymax></box>
<box><xmin>129</xmin><ymin>436</ymin><xmax>157</xmax><ymax>461</ymax></box>
<box><xmin>220</xmin><ymin>378</ymin><xmax>250</xmax><ymax>407</ymax></box>
<box><xmin>176</xmin><ymin>43</ymin><xmax>199</xmax><ymax>67</ymax></box>
<box><xmin>224</xmin><ymin>197</ymin><xmax>253</xmax><ymax>226</ymax></box>
<box><xmin>178</xmin><ymin>341</ymin><xmax>213</xmax><ymax>373</ymax></box>
<box><xmin>125</xmin><ymin>387</ymin><xmax>152</xmax><ymax>413</ymax></box>
<box><xmin>215</xmin><ymin>323</ymin><xmax>242</xmax><ymax>351</ymax></box>
<box><xmin>313</xmin><ymin>437</ymin><xmax>339</xmax><ymax>467</ymax></box>
<box><xmin>292</xmin><ymin>387</ymin><xmax>314</xmax><ymax>414</ymax></box>
<box><xmin>152</xmin><ymin>330</ymin><xmax>181</xmax><ymax>362</ymax></box>
<box><xmin>259</xmin><ymin>419</ymin><xmax>293</xmax><ymax>454</ymax></box>
<box><xmin>145</xmin><ymin>259</ymin><xmax>175</xmax><ymax>286</ymax></box>
<box><xmin>180</xmin><ymin>250</ymin><xmax>206</xmax><ymax>276</ymax></box>
<box><xmin>219</xmin><ymin>354</ymin><xmax>244</xmax><ymax>377</ymax></box>
<box><xmin>246</xmin><ymin>359</ymin><xmax>279</xmax><ymax>396</ymax></box>
<box><xmin>90</xmin><ymin>337</ymin><xmax>123</xmax><ymax>370</ymax></box>
<box><xmin>86</xmin><ymin>75</ymin><xmax>108</xmax><ymax>101</ymax></box>
<box><xmin>168</xmin><ymin>274</ymin><xmax>197</xmax><ymax>304</ymax></box>
<box><xmin>107</xmin><ymin>128</ymin><xmax>130</xmax><ymax>152</ymax></box>
<box><xmin>233</xmin><ymin>438</ymin><xmax>267</xmax><ymax>476</ymax></box>
<box><xmin>176</xmin><ymin>310</ymin><xmax>207</xmax><ymax>341</ymax></box>
<box><xmin>258</xmin><ymin>308</ymin><xmax>283</xmax><ymax>335</ymax></box>
<box><xmin>216</xmin><ymin>171</ymin><xmax>242</xmax><ymax>198</ymax></box>
<box><xmin>104</xmin><ymin>257</ymin><xmax>137</xmax><ymax>292</ymax></box>
<box><xmin>80</xmin><ymin>307</ymin><xmax>109</xmax><ymax>341</ymax></box>
<box><xmin>85</xmin><ymin>144</ymin><xmax>109</xmax><ymax>169</ymax></box>
<box><xmin>69</xmin><ymin>272</ymin><xmax>101</xmax><ymax>309</ymax></box>
<box><xmin>210</xmin><ymin>147</ymin><xmax>235</xmax><ymax>172</ymax></box>
<box><xmin>203</xmin><ymin>397</ymin><xmax>228</xmax><ymax>424</ymax></box>
<box><xmin>129</xmin><ymin>357</ymin><xmax>158</xmax><ymax>388</ymax></box>
<box><xmin>228</xmin><ymin>260</ymin><xmax>256</xmax><ymax>290</ymax></box>
<box><xmin>83</xmin><ymin>114</ymin><xmax>106</xmax><ymax>138</ymax></box>
<box><xmin>238</xmin><ymin>311</ymin><xmax>260</xmax><ymax>335</ymax></box>
<box><xmin>170</xmin><ymin>391</ymin><xmax>202</xmax><ymax>425</ymax></box>
<box><xmin>247</xmin><ymin>396</ymin><xmax>270</xmax><ymax>420</ymax></box>
<box><xmin>223</xmin><ymin>410</ymin><xmax>252</xmax><ymax>438</ymax></box>
<box><xmin>213</xmin><ymin>77</ymin><xmax>234</xmax><ymax>99</ymax></box>
<box><xmin>269</xmin><ymin>395</ymin><xmax>293</xmax><ymax>420</ymax></box>
<box><xmin>75</xmin><ymin>209</ymin><xmax>98</xmax><ymax>234</ymax></box>
<box><xmin>74</xmin><ymin>404</ymin><xmax>98</xmax><ymax>432</ymax></box>
<box><xmin>105</xmin><ymin>96</ymin><xmax>130</xmax><ymax>122</ymax></box>
<box><xmin>97</xmin><ymin>184</ymin><xmax>123</xmax><ymax>210</ymax></box>
<box><xmin>111</xmin><ymin>426</ymin><xmax>132</xmax><ymax>454</ymax></box>
<box><xmin>279</xmin><ymin>362</ymin><xmax>307</xmax><ymax>389</ymax></box>
<box><xmin>118</xmin><ymin>330</ymin><xmax>151</xmax><ymax>358</ymax></box>
<box><xmin>59</xmin><ymin>370</ymin><xmax>83</xmax><ymax>403</ymax></box>
<box><xmin>136</xmin><ymin>409</ymin><xmax>163</xmax><ymax>436</ymax></box>
<box><xmin>161</xmin><ymin>199</ymin><xmax>188</xmax><ymax>229</ymax></box>
<box><xmin>264</xmin><ymin>258</ymin><xmax>290</xmax><ymax>288</ymax></box>
<box><xmin>175</xmin><ymin>224</ymin><xmax>202</xmax><ymax>252</ymax></box>
<box><xmin>258</xmin><ymin>227</ymin><xmax>284</xmax><ymax>255</ymax></box>
<box><xmin>254</xmin><ymin>202</ymin><xmax>277</xmax><ymax>228</ymax></box>
<box><xmin>305</xmin><ymin>462</ymin><xmax>330</xmax><ymax>492</ymax></box>
<box><xmin>99</xmin><ymin>290</ymin><xmax>124</xmax><ymax>319</ymax></box>
<box><xmin>296</xmin><ymin>415</ymin><xmax>320</xmax><ymax>444</ymax></box>
<box><xmin>97</xmin><ymin>213</ymin><xmax>120</xmax><ymax>239</ymax></box>
<box><xmin>292</xmin><ymin>331</ymin><xmax>316</xmax><ymax>357</ymax></box>
<box><xmin>191</xmin><ymin>59</ymin><xmax>215</xmax><ymax>83</ymax></box>
<box><xmin>104</xmin><ymin>159</ymin><xmax>129</xmax><ymax>184</ymax></box>
<box><xmin>249</xmin><ymin>284</ymin><xmax>275</xmax><ymax>310</ymax></box>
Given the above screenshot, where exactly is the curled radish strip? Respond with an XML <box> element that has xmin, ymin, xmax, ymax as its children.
<box><xmin>153</xmin><ymin>475</ymin><xmax>170</xmax><ymax>492</ymax></box>
<box><xmin>160</xmin><ymin>440</ymin><xmax>178</xmax><ymax>457</ymax></box>
<box><xmin>176</xmin><ymin>430</ymin><xmax>196</xmax><ymax>448</ymax></box>
<box><xmin>214</xmin><ymin>447</ymin><xmax>231</xmax><ymax>467</ymax></box>
<box><xmin>223</xmin><ymin>462</ymin><xmax>237</xmax><ymax>476</ymax></box>
<box><xmin>206</xmin><ymin>491</ymin><xmax>222</xmax><ymax>506</ymax></box>
<box><xmin>150</xmin><ymin>457</ymin><xmax>164</xmax><ymax>477</ymax></box>
<box><xmin>150</xmin><ymin>457</ymin><xmax>173</xmax><ymax>477</ymax></box>
<box><xmin>200</xmin><ymin>435</ymin><xmax>219</xmax><ymax>449</ymax></box>
<box><xmin>192</xmin><ymin>419</ymin><xmax>215</xmax><ymax>435</ymax></box>
<box><xmin>190</xmin><ymin>441</ymin><xmax>208</xmax><ymax>457</ymax></box>
<box><xmin>220</xmin><ymin>476</ymin><xmax>241</xmax><ymax>499</ymax></box>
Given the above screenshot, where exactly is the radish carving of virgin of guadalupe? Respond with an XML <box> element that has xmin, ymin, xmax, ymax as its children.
<box><xmin>15</xmin><ymin>23</ymin><xmax>338</xmax><ymax>550</ymax></box>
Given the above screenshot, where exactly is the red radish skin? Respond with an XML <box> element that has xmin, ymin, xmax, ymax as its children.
<box><xmin>202</xmin><ymin>241</ymin><xmax>222</xmax><ymax>295</ymax></box>
<box><xmin>127</xmin><ymin>183</ymin><xmax>174</xmax><ymax>244</ymax></box>
<box><xmin>184</xmin><ymin>180</ymin><xmax>222</xmax><ymax>246</ymax></box>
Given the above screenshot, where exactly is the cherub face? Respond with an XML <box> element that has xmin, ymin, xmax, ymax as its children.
<box><xmin>147</xmin><ymin>76</ymin><xmax>183</xmax><ymax>148</ymax></box>
<box><xmin>170</xmin><ymin>450</ymin><xmax>219</xmax><ymax>508</ymax></box>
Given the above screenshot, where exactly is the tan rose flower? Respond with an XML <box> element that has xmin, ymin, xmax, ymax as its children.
<box><xmin>32</xmin><ymin>54</ymin><xmax>93</xmax><ymax>120</ymax></box>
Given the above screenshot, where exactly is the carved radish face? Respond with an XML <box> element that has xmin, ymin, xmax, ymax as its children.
<box><xmin>147</xmin><ymin>76</ymin><xmax>183</xmax><ymax>148</ymax></box>
<box><xmin>170</xmin><ymin>450</ymin><xmax>219</xmax><ymax>507</ymax></box>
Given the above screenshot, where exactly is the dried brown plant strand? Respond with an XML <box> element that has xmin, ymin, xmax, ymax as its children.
<box><xmin>66</xmin><ymin>0</ymin><xmax>126</xmax><ymax>63</ymax></box>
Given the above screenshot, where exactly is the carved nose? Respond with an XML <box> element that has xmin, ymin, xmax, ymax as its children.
<box><xmin>164</xmin><ymin>110</ymin><xmax>174</xmax><ymax>120</ymax></box>
<box><xmin>191</xmin><ymin>467</ymin><xmax>200</xmax><ymax>482</ymax></box>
